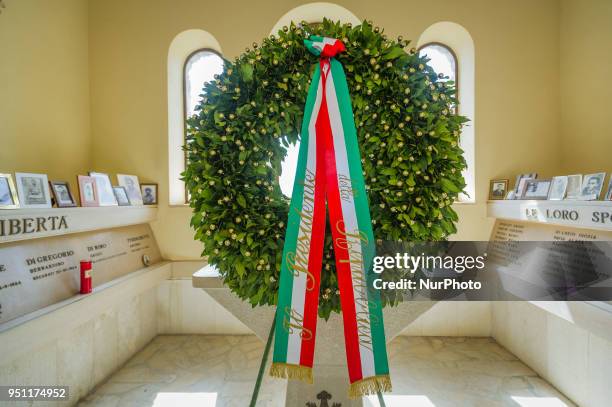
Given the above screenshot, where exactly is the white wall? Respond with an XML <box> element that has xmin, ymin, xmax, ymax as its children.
<box><xmin>0</xmin><ymin>264</ymin><xmax>167</xmax><ymax>406</ymax></box>
<box><xmin>0</xmin><ymin>262</ymin><xmax>251</xmax><ymax>406</ymax></box>
<box><xmin>400</xmin><ymin>301</ymin><xmax>491</xmax><ymax>337</ymax></box>
<box><xmin>492</xmin><ymin>302</ymin><xmax>612</xmax><ymax>407</ymax></box>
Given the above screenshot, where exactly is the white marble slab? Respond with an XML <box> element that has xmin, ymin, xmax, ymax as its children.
<box><xmin>80</xmin><ymin>335</ymin><xmax>575</xmax><ymax>407</ymax></box>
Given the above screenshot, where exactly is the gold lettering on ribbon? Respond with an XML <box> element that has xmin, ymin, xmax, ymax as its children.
<box><xmin>282</xmin><ymin>306</ymin><xmax>313</xmax><ymax>341</ymax></box>
<box><xmin>334</xmin><ymin>220</ymin><xmax>375</xmax><ymax>351</ymax></box>
<box><xmin>338</xmin><ymin>174</ymin><xmax>359</xmax><ymax>202</ymax></box>
<box><xmin>286</xmin><ymin>169</ymin><xmax>317</xmax><ymax>291</ymax></box>
<box><xmin>285</xmin><ymin>252</ymin><xmax>315</xmax><ymax>291</ymax></box>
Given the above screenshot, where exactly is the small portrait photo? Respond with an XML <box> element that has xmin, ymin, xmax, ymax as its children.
<box><xmin>89</xmin><ymin>172</ymin><xmax>118</xmax><ymax>206</ymax></box>
<box><xmin>605</xmin><ymin>178</ymin><xmax>612</xmax><ymax>201</ymax></box>
<box><xmin>516</xmin><ymin>177</ymin><xmax>535</xmax><ymax>199</ymax></box>
<box><xmin>0</xmin><ymin>173</ymin><xmax>20</xmax><ymax>209</ymax></box>
<box><xmin>15</xmin><ymin>172</ymin><xmax>52</xmax><ymax>208</ymax></box>
<box><xmin>117</xmin><ymin>174</ymin><xmax>143</xmax><ymax>206</ymax></box>
<box><xmin>565</xmin><ymin>174</ymin><xmax>582</xmax><ymax>199</ymax></box>
<box><xmin>548</xmin><ymin>176</ymin><xmax>568</xmax><ymax>200</ymax></box>
<box><xmin>50</xmin><ymin>181</ymin><xmax>77</xmax><ymax>207</ymax></box>
<box><xmin>113</xmin><ymin>186</ymin><xmax>131</xmax><ymax>206</ymax></box>
<box><xmin>141</xmin><ymin>183</ymin><xmax>158</xmax><ymax>205</ymax></box>
<box><xmin>513</xmin><ymin>173</ymin><xmax>538</xmax><ymax>196</ymax></box>
<box><xmin>580</xmin><ymin>172</ymin><xmax>606</xmax><ymax>200</ymax></box>
<box><xmin>78</xmin><ymin>175</ymin><xmax>99</xmax><ymax>207</ymax></box>
<box><xmin>489</xmin><ymin>179</ymin><xmax>508</xmax><ymax>200</ymax></box>
<box><xmin>521</xmin><ymin>179</ymin><xmax>552</xmax><ymax>200</ymax></box>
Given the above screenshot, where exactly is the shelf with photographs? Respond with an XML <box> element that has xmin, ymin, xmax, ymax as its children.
<box><xmin>489</xmin><ymin>172</ymin><xmax>612</xmax><ymax>201</ymax></box>
<box><xmin>0</xmin><ymin>206</ymin><xmax>158</xmax><ymax>244</ymax></box>
<box><xmin>487</xmin><ymin>199</ymin><xmax>612</xmax><ymax>231</ymax></box>
<box><xmin>0</xmin><ymin>172</ymin><xmax>158</xmax><ymax>210</ymax></box>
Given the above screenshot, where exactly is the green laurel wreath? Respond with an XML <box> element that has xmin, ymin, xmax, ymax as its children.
<box><xmin>183</xmin><ymin>19</ymin><xmax>468</xmax><ymax>319</ymax></box>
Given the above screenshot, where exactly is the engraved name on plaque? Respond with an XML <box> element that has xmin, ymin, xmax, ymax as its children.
<box><xmin>489</xmin><ymin>219</ymin><xmax>612</xmax><ymax>301</ymax></box>
<box><xmin>491</xmin><ymin>219</ymin><xmax>612</xmax><ymax>241</ymax></box>
<box><xmin>0</xmin><ymin>224</ymin><xmax>161</xmax><ymax>325</ymax></box>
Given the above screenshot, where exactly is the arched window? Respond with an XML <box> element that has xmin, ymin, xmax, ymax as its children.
<box><xmin>168</xmin><ymin>30</ymin><xmax>222</xmax><ymax>205</ymax></box>
<box><xmin>183</xmin><ymin>50</ymin><xmax>224</xmax><ymax>131</ymax></box>
<box><xmin>418</xmin><ymin>23</ymin><xmax>475</xmax><ymax>202</ymax></box>
<box><xmin>182</xmin><ymin>50</ymin><xmax>224</xmax><ymax>201</ymax></box>
<box><xmin>418</xmin><ymin>43</ymin><xmax>458</xmax><ymax>105</ymax></box>
<box><xmin>419</xmin><ymin>43</ymin><xmax>458</xmax><ymax>116</ymax></box>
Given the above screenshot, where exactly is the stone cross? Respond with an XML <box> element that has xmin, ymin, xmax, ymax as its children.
<box><xmin>306</xmin><ymin>390</ymin><xmax>341</xmax><ymax>407</ymax></box>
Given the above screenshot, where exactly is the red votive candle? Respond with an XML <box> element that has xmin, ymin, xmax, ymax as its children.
<box><xmin>80</xmin><ymin>261</ymin><xmax>92</xmax><ymax>294</ymax></box>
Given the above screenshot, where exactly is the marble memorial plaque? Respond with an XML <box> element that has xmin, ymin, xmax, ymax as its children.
<box><xmin>489</xmin><ymin>220</ymin><xmax>612</xmax><ymax>300</ymax></box>
<box><xmin>0</xmin><ymin>224</ymin><xmax>161</xmax><ymax>324</ymax></box>
<box><xmin>491</xmin><ymin>219</ymin><xmax>612</xmax><ymax>241</ymax></box>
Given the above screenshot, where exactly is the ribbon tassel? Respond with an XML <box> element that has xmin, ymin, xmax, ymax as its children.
<box><xmin>269</xmin><ymin>362</ymin><xmax>313</xmax><ymax>384</ymax></box>
<box><xmin>270</xmin><ymin>36</ymin><xmax>391</xmax><ymax>398</ymax></box>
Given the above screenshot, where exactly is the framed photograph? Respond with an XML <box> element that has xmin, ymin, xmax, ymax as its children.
<box><xmin>113</xmin><ymin>186</ymin><xmax>131</xmax><ymax>206</ymax></box>
<box><xmin>50</xmin><ymin>181</ymin><xmax>77</xmax><ymax>207</ymax></box>
<box><xmin>605</xmin><ymin>178</ymin><xmax>612</xmax><ymax>200</ymax></box>
<box><xmin>89</xmin><ymin>172</ymin><xmax>118</xmax><ymax>206</ymax></box>
<box><xmin>78</xmin><ymin>175</ymin><xmax>99</xmax><ymax>207</ymax></box>
<box><xmin>580</xmin><ymin>172</ymin><xmax>606</xmax><ymax>200</ymax></box>
<box><xmin>513</xmin><ymin>173</ymin><xmax>538</xmax><ymax>197</ymax></box>
<box><xmin>565</xmin><ymin>174</ymin><xmax>582</xmax><ymax>199</ymax></box>
<box><xmin>516</xmin><ymin>177</ymin><xmax>535</xmax><ymax>199</ymax></box>
<box><xmin>548</xmin><ymin>176</ymin><xmax>568</xmax><ymax>200</ymax></box>
<box><xmin>141</xmin><ymin>183</ymin><xmax>158</xmax><ymax>205</ymax></box>
<box><xmin>117</xmin><ymin>174</ymin><xmax>143</xmax><ymax>206</ymax></box>
<box><xmin>0</xmin><ymin>173</ymin><xmax>20</xmax><ymax>209</ymax></box>
<box><xmin>521</xmin><ymin>179</ymin><xmax>552</xmax><ymax>200</ymax></box>
<box><xmin>489</xmin><ymin>179</ymin><xmax>508</xmax><ymax>200</ymax></box>
<box><xmin>15</xmin><ymin>172</ymin><xmax>52</xmax><ymax>208</ymax></box>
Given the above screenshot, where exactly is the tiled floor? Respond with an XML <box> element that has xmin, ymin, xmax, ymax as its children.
<box><xmin>79</xmin><ymin>335</ymin><xmax>575</xmax><ymax>407</ymax></box>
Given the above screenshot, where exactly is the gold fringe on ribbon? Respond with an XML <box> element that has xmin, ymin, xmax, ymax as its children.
<box><xmin>348</xmin><ymin>374</ymin><xmax>392</xmax><ymax>399</ymax></box>
<box><xmin>269</xmin><ymin>362</ymin><xmax>313</xmax><ymax>384</ymax></box>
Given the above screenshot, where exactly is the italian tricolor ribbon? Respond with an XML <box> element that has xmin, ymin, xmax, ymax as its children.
<box><xmin>270</xmin><ymin>36</ymin><xmax>391</xmax><ymax>398</ymax></box>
